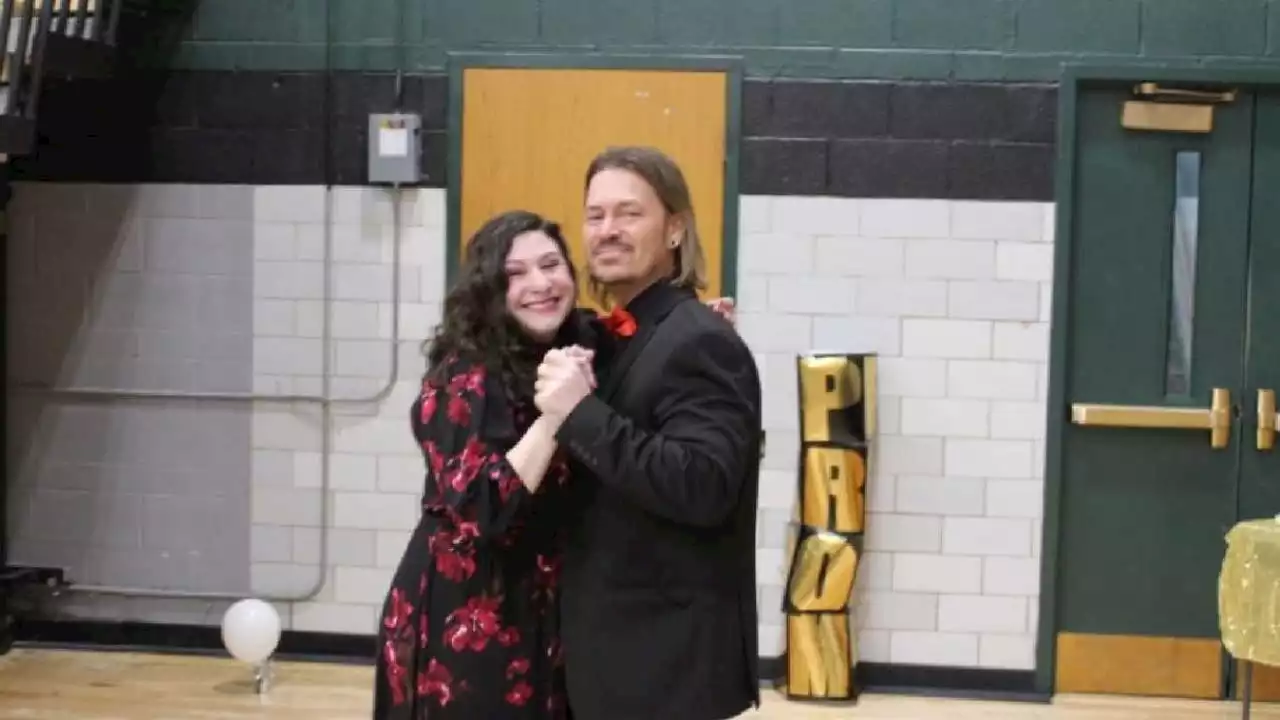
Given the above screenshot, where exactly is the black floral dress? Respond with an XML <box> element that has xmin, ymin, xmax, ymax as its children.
<box><xmin>373</xmin><ymin>359</ymin><xmax>573</xmax><ymax>719</ymax></box>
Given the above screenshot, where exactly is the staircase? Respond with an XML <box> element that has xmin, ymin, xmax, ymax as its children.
<box><xmin>0</xmin><ymin>0</ymin><xmax>190</xmax><ymax>654</ymax></box>
<box><xmin>0</xmin><ymin>0</ymin><xmax>122</xmax><ymax>157</ymax></box>
<box><xmin>0</xmin><ymin>0</ymin><xmax>123</xmax><ymax>656</ymax></box>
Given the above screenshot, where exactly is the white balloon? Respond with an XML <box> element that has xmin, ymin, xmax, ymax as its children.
<box><xmin>221</xmin><ymin>598</ymin><xmax>282</xmax><ymax>666</ymax></box>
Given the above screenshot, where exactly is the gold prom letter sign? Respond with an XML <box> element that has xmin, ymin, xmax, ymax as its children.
<box><xmin>783</xmin><ymin>353</ymin><xmax>876</xmax><ymax>702</ymax></box>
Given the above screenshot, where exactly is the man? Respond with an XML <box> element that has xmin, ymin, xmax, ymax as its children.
<box><xmin>534</xmin><ymin>146</ymin><xmax>762</xmax><ymax>720</ymax></box>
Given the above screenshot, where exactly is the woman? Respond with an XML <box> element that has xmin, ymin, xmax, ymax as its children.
<box><xmin>373</xmin><ymin>209</ymin><xmax>733</xmax><ymax>719</ymax></box>
<box><xmin>374</xmin><ymin>210</ymin><xmax>587</xmax><ymax>719</ymax></box>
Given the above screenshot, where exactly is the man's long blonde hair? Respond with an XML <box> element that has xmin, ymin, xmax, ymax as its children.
<box><xmin>584</xmin><ymin>146</ymin><xmax>707</xmax><ymax>306</ymax></box>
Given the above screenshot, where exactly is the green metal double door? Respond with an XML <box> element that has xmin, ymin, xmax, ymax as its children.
<box><xmin>1047</xmin><ymin>77</ymin><xmax>1280</xmax><ymax>699</ymax></box>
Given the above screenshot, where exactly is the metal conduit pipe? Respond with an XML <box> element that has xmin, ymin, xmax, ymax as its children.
<box><xmin>10</xmin><ymin>195</ymin><xmax>407</xmax><ymax>410</ymax></box>
<box><xmin>57</xmin><ymin>192</ymin><xmax>407</xmax><ymax>604</ymax></box>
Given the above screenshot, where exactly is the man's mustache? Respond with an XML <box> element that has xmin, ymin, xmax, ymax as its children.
<box><xmin>592</xmin><ymin>237</ymin><xmax>629</xmax><ymax>253</ymax></box>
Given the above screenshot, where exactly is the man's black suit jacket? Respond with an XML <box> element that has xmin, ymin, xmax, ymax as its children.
<box><xmin>556</xmin><ymin>282</ymin><xmax>762</xmax><ymax>720</ymax></box>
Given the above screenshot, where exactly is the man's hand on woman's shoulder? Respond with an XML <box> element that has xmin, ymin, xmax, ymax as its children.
<box><xmin>704</xmin><ymin>297</ymin><xmax>736</xmax><ymax>326</ymax></box>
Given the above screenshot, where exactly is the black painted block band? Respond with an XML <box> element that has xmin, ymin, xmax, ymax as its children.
<box><xmin>741</xmin><ymin>78</ymin><xmax>1056</xmax><ymax>200</ymax></box>
<box><xmin>11</xmin><ymin>71</ymin><xmax>1055</xmax><ymax>201</ymax></box>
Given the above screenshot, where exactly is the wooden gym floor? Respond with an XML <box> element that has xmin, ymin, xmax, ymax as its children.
<box><xmin>0</xmin><ymin>648</ymin><xmax>1275</xmax><ymax>719</ymax></box>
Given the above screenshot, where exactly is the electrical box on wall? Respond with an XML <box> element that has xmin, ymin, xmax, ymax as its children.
<box><xmin>367</xmin><ymin>112</ymin><xmax>422</xmax><ymax>184</ymax></box>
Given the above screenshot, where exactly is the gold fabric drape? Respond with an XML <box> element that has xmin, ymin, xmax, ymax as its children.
<box><xmin>1220</xmin><ymin>519</ymin><xmax>1280</xmax><ymax>666</ymax></box>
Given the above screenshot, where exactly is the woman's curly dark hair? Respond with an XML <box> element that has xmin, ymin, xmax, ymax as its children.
<box><xmin>423</xmin><ymin>210</ymin><xmax>579</xmax><ymax>401</ymax></box>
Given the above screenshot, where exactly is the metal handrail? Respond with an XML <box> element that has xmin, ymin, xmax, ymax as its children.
<box><xmin>23</xmin><ymin>0</ymin><xmax>52</xmax><ymax>119</ymax></box>
<box><xmin>0</xmin><ymin>4</ymin><xmax>15</xmax><ymax>89</ymax></box>
<box><xmin>1</xmin><ymin>0</ymin><xmax>41</xmax><ymax>116</ymax></box>
<box><xmin>0</xmin><ymin>0</ymin><xmax>126</xmax><ymax>125</ymax></box>
<box><xmin>21</xmin><ymin>186</ymin><xmax>415</xmax><ymax>605</ymax></box>
<box><xmin>34</xmin><ymin>0</ymin><xmax>122</xmax><ymax>43</ymax></box>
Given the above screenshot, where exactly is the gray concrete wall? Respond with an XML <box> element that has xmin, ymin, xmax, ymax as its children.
<box><xmin>5</xmin><ymin>184</ymin><xmax>254</xmax><ymax>605</ymax></box>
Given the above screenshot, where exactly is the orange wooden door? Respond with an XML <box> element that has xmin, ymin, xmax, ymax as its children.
<box><xmin>458</xmin><ymin>67</ymin><xmax>729</xmax><ymax>305</ymax></box>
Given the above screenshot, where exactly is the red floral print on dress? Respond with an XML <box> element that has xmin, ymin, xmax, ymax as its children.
<box><xmin>373</xmin><ymin>361</ymin><xmax>569</xmax><ymax>718</ymax></box>
<box><xmin>381</xmin><ymin>588</ymin><xmax>416</xmax><ymax>705</ymax></box>
<box><xmin>417</xmin><ymin>362</ymin><xmax>482</xmax><ymax>426</ymax></box>
<box><xmin>493</xmin><ymin>460</ymin><xmax>525</xmax><ymax>502</ymax></box>
<box><xmin>427</xmin><ymin>526</ymin><xmax>477</xmax><ymax>582</ymax></box>
<box><xmin>506</xmin><ymin>680</ymin><xmax>534</xmax><ymax>706</ymax></box>
<box><xmin>383</xmin><ymin>588</ymin><xmax>414</xmax><ymax>632</ymax></box>
<box><xmin>446</xmin><ymin>393</ymin><xmax>472</xmax><ymax>426</ymax></box>
<box><xmin>532</xmin><ymin>553</ymin><xmax>560</xmax><ymax>608</ymax></box>
<box><xmin>496</xmin><ymin>626</ymin><xmax>521</xmax><ymax>647</ymax></box>
<box><xmin>381</xmin><ymin>639</ymin><xmax>410</xmax><ymax>705</ymax></box>
<box><xmin>440</xmin><ymin>437</ymin><xmax>488</xmax><ymax>493</ymax></box>
<box><xmin>447</xmin><ymin>365</ymin><xmax>485</xmax><ymax>396</ymax></box>
<box><xmin>506</xmin><ymin>657</ymin><xmax>530</xmax><ymax>679</ymax></box>
<box><xmin>419</xmin><ymin>386</ymin><xmax>438</xmax><ymax>424</ymax></box>
<box><xmin>443</xmin><ymin>594</ymin><xmax>503</xmax><ymax>652</ymax></box>
<box><xmin>422</xmin><ymin>440</ymin><xmax>445</xmax><ymax>478</ymax></box>
<box><xmin>418</xmin><ymin>659</ymin><xmax>455</xmax><ymax>706</ymax></box>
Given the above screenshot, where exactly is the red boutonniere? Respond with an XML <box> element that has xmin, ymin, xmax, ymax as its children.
<box><xmin>599</xmin><ymin>307</ymin><xmax>637</xmax><ymax>338</ymax></box>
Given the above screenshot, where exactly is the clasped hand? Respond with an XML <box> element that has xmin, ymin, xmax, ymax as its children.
<box><xmin>534</xmin><ymin>346</ymin><xmax>595</xmax><ymax>420</ymax></box>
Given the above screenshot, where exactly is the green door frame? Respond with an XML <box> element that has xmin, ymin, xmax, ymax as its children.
<box><xmin>1037</xmin><ymin>61</ymin><xmax>1280</xmax><ymax>696</ymax></box>
<box><xmin>443</xmin><ymin>52</ymin><xmax>745</xmax><ymax>297</ymax></box>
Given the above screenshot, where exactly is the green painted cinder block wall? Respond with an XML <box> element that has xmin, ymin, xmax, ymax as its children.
<box><xmin>172</xmin><ymin>0</ymin><xmax>1280</xmax><ymax>80</ymax></box>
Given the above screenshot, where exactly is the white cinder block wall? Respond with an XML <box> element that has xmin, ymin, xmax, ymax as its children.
<box><xmin>7</xmin><ymin>184</ymin><xmax>1053</xmax><ymax>671</ymax></box>
<box><xmin>246</xmin><ymin>186</ymin><xmax>446</xmax><ymax>634</ymax></box>
<box><xmin>739</xmin><ymin>196</ymin><xmax>1053</xmax><ymax>670</ymax></box>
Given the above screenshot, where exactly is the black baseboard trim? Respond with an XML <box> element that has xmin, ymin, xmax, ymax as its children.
<box><xmin>759</xmin><ymin>652</ymin><xmax>1042</xmax><ymax>703</ymax></box>
<box><xmin>854</xmin><ymin>662</ymin><xmax>1043</xmax><ymax>702</ymax></box>
<box><xmin>14</xmin><ymin>619</ymin><xmax>377</xmax><ymax>665</ymax></box>
<box><xmin>14</xmin><ymin>619</ymin><xmax>1045</xmax><ymax>701</ymax></box>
